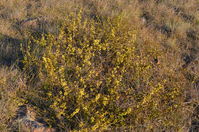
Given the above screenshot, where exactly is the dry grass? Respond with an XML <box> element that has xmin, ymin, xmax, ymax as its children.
<box><xmin>0</xmin><ymin>66</ymin><xmax>26</xmax><ymax>131</ymax></box>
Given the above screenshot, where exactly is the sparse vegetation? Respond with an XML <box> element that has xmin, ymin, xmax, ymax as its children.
<box><xmin>0</xmin><ymin>0</ymin><xmax>198</xmax><ymax>131</ymax></box>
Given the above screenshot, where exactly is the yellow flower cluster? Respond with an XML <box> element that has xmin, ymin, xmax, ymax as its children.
<box><xmin>22</xmin><ymin>11</ymin><xmax>187</xmax><ymax>131</ymax></box>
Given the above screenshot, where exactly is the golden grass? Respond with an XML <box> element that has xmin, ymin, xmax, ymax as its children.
<box><xmin>0</xmin><ymin>67</ymin><xmax>27</xmax><ymax>131</ymax></box>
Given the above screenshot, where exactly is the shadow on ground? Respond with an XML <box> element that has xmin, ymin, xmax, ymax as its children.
<box><xmin>0</xmin><ymin>34</ymin><xmax>24</xmax><ymax>68</ymax></box>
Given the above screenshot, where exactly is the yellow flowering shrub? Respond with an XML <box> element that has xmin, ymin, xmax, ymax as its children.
<box><xmin>22</xmin><ymin>11</ymin><xmax>190</xmax><ymax>131</ymax></box>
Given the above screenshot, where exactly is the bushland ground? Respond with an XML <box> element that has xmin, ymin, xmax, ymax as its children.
<box><xmin>0</xmin><ymin>0</ymin><xmax>199</xmax><ymax>131</ymax></box>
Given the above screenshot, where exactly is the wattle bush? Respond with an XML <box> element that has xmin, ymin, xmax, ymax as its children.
<box><xmin>22</xmin><ymin>11</ymin><xmax>190</xmax><ymax>131</ymax></box>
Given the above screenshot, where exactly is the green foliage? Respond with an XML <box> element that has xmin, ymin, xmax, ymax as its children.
<box><xmin>22</xmin><ymin>11</ymin><xmax>190</xmax><ymax>131</ymax></box>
